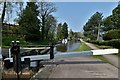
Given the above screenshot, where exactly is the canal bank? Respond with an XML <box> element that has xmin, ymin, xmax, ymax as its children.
<box><xmin>30</xmin><ymin>40</ymin><xmax>118</xmax><ymax>79</ymax></box>
<box><xmin>81</xmin><ymin>39</ymin><xmax>119</xmax><ymax>69</ymax></box>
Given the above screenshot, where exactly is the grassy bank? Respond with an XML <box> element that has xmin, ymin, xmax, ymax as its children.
<box><xmin>73</xmin><ymin>42</ymin><xmax>112</xmax><ymax>64</ymax></box>
<box><xmin>95</xmin><ymin>45</ymin><xmax>112</xmax><ymax>49</ymax></box>
<box><xmin>73</xmin><ymin>42</ymin><xmax>91</xmax><ymax>52</ymax></box>
<box><xmin>91</xmin><ymin>43</ymin><xmax>120</xmax><ymax>56</ymax></box>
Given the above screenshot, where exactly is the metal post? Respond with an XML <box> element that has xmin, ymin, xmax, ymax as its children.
<box><xmin>50</xmin><ymin>43</ymin><xmax>54</xmax><ymax>59</ymax></box>
<box><xmin>0</xmin><ymin>7</ymin><xmax>3</xmax><ymax>80</ymax></box>
<box><xmin>24</xmin><ymin>58</ymin><xmax>30</xmax><ymax>69</ymax></box>
<box><xmin>11</xmin><ymin>41</ymin><xmax>21</xmax><ymax>80</ymax></box>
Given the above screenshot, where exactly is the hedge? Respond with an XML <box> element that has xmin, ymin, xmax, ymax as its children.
<box><xmin>106</xmin><ymin>39</ymin><xmax>120</xmax><ymax>49</ymax></box>
<box><xmin>89</xmin><ymin>40</ymin><xmax>107</xmax><ymax>45</ymax></box>
<box><xmin>103</xmin><ymin>29</ymin><xmax>120</xmax><ymax>40</ymax></box>
<box><xmin>2</xmin><ymin>36</ymin><xmax>30</xmax><ymax>46</ymax></box>
<box><xmin>89</xmin><ymin>39</ymin><xmax>120</xmax><ymax>49</ymax></box>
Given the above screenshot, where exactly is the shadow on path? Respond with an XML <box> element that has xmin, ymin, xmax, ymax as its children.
<box><xmin>40</xmin><ymin>61</ymin><xmax>107</xmax><ymax>65</ymax></box>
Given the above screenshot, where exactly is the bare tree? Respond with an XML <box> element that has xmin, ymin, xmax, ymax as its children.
<box><xmin>37</xmin><ymin>2</ymin><xmax>56</xmax><ymax>40</ymax></box>
<box><xmin>0</xmin><ymin>1</ymin><xmax>23</xmax><ymax>25</ymax></box>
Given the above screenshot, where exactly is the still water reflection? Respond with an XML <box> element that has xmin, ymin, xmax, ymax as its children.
<box><xmin>56</xmin><ymin>41</ymin><xmax>81</xmax><ymax>52</ymax></box>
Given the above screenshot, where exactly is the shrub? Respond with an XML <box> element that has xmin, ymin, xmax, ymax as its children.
<box><xmin>89</xmin><ymin>40</ymin><xmax>98</xmax><ymax>44</ymax></box>
<box><xmin>97</xmin><ymin>46</ymin><xmax>112</xmax><ymax>49</ymax></box>
<box><xmin>89</xmin><ymin>40</ymin><xmax>107</xmax><ymax>45</ymax></box>
<box><xmin>106</xmin><ymin>39</ymin><xmax>120</xmax><ymax>49</ymax></box>
<box><xmin>2</xmin><ymin>36</ymin><xmax>30</xmax><ymax>46</ymax></box>
<box><xmin>96</xmin><ymin>41</ymin><xmax>104</xmax><ymax>45</ymax></box>
<box><xmin>2</xmin><ymin>36</ymin><xmax>18</xmax><ymax>46</ymax></box>
<box><xmin>25</xmin><ymin>34</ymin><xmax>41</xmax><ymax>41</ymax></box>
<box><xmin>103</xmin><ymin>29</ymin><xmax>120</xmax><ymax>40</ymax></box>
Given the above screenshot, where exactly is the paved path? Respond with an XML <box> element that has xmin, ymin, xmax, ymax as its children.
<box><xmin>31</xmin><ymin>56</ymin><xmax>118</xmax><ymax>79</ymax></box>
<box><xmin>49</xmin><ymin>57</ymin><xmax>118</xmax><ymax>78</ymax></box>
<box><xmin>83</xmin><ymin>41</ymin><xmax>119</xmax><ymax>68</ymax></box>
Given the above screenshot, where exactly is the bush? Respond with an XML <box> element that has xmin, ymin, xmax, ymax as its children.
<box><xmin>106</xmin><ymin>39</ymin><xmax>120</xmax><ymax>49</ymax></box>
<box><xmin>103</xmin><ymin>29</ymin><xmax>120</xmax><ymax>40</ymax></box>
<box><xmin>98</xmin><ymin>41</ymin><xmax>104</xmax><ymax>45</ymax></box>
<box><xmin>89</xmin><ymin>40</ymin><xmax>107</xmax><ymax>45</ymax></box>
<box><xmin>97</xmin><ymin>46</ymin><xmax>112</xmax><ymax>49</ymax></box>
<box><xmin>88</xmin><ymin>40</ymin><xmax>98</xmax><ymax>44</ymax></box>
<box><xmin>89</xmin><ymin>39</ymin><xmax>120</xmax><ymax>49</ymax></box>
<box><xmin>2</xmin><ymin>36</ymin><xmax>30</xmax><ymax>46</ymax></box>
<box><xmin>2</xmin><ymin>36</ymin><xmax>18</xmax><ymax>46</ymax></box>
<box><xmin>25</xmin><ymin>34</ymin><xmax>41</xmax><ymax>41</ymax></box>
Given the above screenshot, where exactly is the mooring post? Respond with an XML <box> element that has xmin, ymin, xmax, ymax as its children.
<box><xmin>11</xmin><ymin>41</ymin><xmax>21</xmax><ymax>80</ymax></box>
<box><xmin>24</xmin><ymin>58</ymin><xmax>30</xmax><ymax>69</ymax></box>
<box><xmin>50</xmin><ymin>43</ymin><xmax>54</xmax><ymax>59</ymax></box>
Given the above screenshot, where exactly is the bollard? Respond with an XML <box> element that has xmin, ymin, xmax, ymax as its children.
<box><xmin>10</xmin><ymin>41</ymin><xmax>21</xmax><ymax>80</ymax></box>
<box><xmin>11</xmin><ymin>42</ymin><xmax>21</xmax><ymax>73</ymax></box>
<box><xmin>24</xmin><ymin>58</ymin><xmax>30</xmax><ymax>69</ymax></box>
<box><xmin>36</xmin><ymin>61</ymin><xmax>40</xmax><ymax>67</ymax></box>
<box><xmin>50</xmin><ymin>43</ymin><xmax>54</xmax><ymax>59</ymax></box>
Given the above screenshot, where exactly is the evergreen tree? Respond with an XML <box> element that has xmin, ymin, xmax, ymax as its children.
<box><xmin>103</xmin><ymin>4</ymin><xmax>120</xmax><ymax>31</ymax></box>
<box><xmin>57</xmin><ymin>23</ymin><xmax>63</xmax><ymax>40</ymax></box>
<box><xmin>18</xmin><ymin>2</ymin><xmax>40</xmax><ymax>41</ymax></box>
<box><xmin>112</xmin><ymin>4</ymin><xmax>120</xmax><ymax>29</ymax></box>
<box><xmin>83</xmin><ymin>12</ymin><xmax>103</xmax><ymax>40</ymax></box>
<box><xmin>62</xmin><ymin>22</ymin><xmax>68</xmax><ymax>39</ymax></box>
<box><xmin>103</xmin><ymin>15</ymin><xmax>114</xmax><ymax>31</ymax></box>
<box><xmin>69</xmin><ymin>29</ymin><xmax>74</xmax><ymax>40</ymax></box>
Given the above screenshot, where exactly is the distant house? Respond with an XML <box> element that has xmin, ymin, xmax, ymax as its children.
<box><xmin>2</xmin><ymin>23</ymin><xmax>20</xmax><ymax>35</ymax></box>
<box><xmin>2</xmin><ymin>23</ymin><xmax>19</xmax><ymax>30</ymax></box>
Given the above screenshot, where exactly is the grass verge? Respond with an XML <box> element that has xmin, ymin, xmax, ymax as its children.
<box><xmin>95</xmin><ymin>45</ymin><xmax>112</xmax><ymax>49</ymax></box>
<box><xmin>92</xmin><ymin>55</ymin><xmax>112</xmax><ymax>64</ymax></box>
<box><xmin>73</xmin><ymin>42</ymin><xmax>113</xmax><ymax>64</ymax></box>
<box><xmin>73</xmin><ymin>42</ymin><xmax>91</xmax><ymax>52</ymax></box>
<box><xmin>93</xmin><ymin>43</ymin><xmax>120</xmax><ymax>56</ymax></box>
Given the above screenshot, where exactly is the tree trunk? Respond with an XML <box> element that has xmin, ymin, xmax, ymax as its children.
<box><xmin>97</xmin><ymin>24</ymin><xmax>100</xmax><ymax>40</ymax></box>
<box><xmin>42</xmin><ymin>16</ymin><xmax>45</xmax><ymax>40</ymax></box>
<box><xmin>2</xmin><ymin>2</ymin><xmax>6</xmax><ymax>25</ymax></box>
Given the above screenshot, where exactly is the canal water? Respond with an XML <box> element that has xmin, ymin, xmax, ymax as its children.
<box><xmin>56</xmin><ymin>41</ymin><xmax>81</xmax><ymax>52</ymax></box>
<box><xmin>0</xmin><ymin>41</ymin><xmax>81</xmax><ymax>68</ymax></box>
